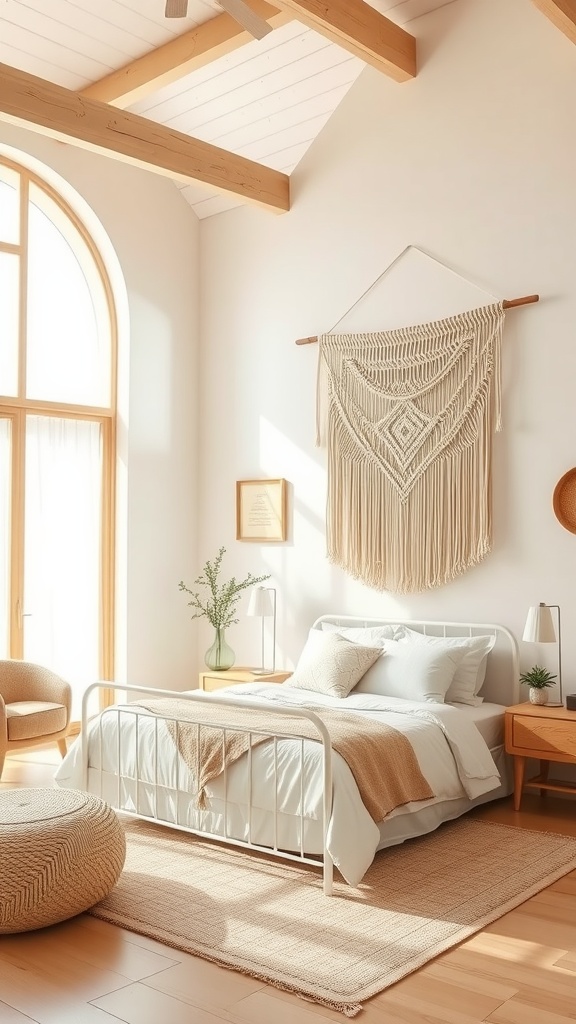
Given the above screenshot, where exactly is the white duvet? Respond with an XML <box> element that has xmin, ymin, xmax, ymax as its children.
<box><xmin>56</xmin><ymin>683</ymin><xmax>501</xmax><ymax>886</ymax></box>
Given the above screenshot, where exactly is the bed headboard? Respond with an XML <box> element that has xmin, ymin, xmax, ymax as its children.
<box><xmin>312</xmin><ymin>616</ymin><xmax>520</xmax><ymax>706</ymax></box>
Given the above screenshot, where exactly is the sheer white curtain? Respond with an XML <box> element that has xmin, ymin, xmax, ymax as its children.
<box><xmin>27</xmin><ymin>183</ymin><xmax>111</xmax><ymax>407</ymax></box>
<box><xmin>0</xmin><ymin>252</ymin><xmax>19</xmax><ymax>397</ymax></box>
<box><xmin>0</xmin><ymin>164</ymin><xmax>20</xmax><ymax>245</ymax></box>
<box><xmin>0</xmin><ymin>418</ymin><xmax>10</xmax><ymax>658</ymax></box>
<box><xmin>24</xmin><ymin>416</ymin><xmax>101</xmax><ymax>714</ymax></box>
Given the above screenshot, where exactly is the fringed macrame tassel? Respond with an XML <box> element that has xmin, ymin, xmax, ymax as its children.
<box><xmin>196</xmin><ymin>789</ymin><xmax>210</xmax><ymax>810</ymax></box>
<box><xmin>316</xmin><ymin>335</ymin><xmax>331</xmax><ymax>447</ymax></box>
<box><xmin>493</xmin><ymin>302</ymin><xmax>504</xmax><ymax>431</ymax></box>
<box><xmin>319</xmin><ymin>302</ymin><xmax>505</xmax><ymax>593</ymax></box>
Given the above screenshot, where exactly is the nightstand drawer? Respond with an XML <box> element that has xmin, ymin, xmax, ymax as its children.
<box><xmin>198</xmin><ymin>669</ymin><xmax>291</xmax><ymax>691</ymax></box>
<box><xmin>202</xmin><ymin>677</ymin><xmax>236</xmax><ymax>692</ymax></box>
<box><xmin>513</xmin><ymin>716</ymin><xmax>576</xmax><ymax>758</ymax></box>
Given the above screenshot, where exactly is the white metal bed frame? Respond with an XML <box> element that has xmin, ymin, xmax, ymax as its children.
<box><xmin>82</xmin><ymin>683</ymin><xmax>336</xmax><ymax>894</ymax></box>
<box><xmin>80</xmin><ymin>617</ymin><xmax>519</xmax><ymax>896</ymax></box>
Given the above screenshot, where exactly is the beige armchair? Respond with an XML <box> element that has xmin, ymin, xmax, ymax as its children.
<box><xmin>0</xmin><ymin>660</ymin><xmax>72</xmax><ymax>780</ymax></box>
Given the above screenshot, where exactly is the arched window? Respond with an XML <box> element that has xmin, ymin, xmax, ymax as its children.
<box><xmin>0</xmin><ymin>156</ymin><xmax>116</xmax><ymax>714</ymax></box>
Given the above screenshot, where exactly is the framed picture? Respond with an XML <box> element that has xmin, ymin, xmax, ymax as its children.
<box><xmin>236</xmin><ymin>478</ymin><xmax>287</xmax><ymax>542</ymax></box>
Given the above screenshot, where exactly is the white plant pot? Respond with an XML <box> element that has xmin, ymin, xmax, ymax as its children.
<box><xmin>529</xmin><ymin>687</ymin><xmax>549</xmax><ymax>705</ymax></box>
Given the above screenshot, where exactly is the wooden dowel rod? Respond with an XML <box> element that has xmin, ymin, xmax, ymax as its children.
<box><xmin>295</xmin><ymin>293</ymin><xmax>540</xmax><ymax>345</ymax></box>
<box><xmin>502</xmin><ymin>293</ymin><xmax>539</xmax><ymax>309</ymax></box>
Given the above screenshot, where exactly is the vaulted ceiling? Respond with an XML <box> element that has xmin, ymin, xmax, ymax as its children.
<box><xmin>0</xmin><ymin>0</ymin><xmax>573</xmax><ymax>220</ymax></box>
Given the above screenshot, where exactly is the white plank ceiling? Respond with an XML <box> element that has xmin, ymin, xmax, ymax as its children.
<box><xmin>0</xmin><ymin>0</ymin><xmax>458</xmax><ymax>219</ymax></box>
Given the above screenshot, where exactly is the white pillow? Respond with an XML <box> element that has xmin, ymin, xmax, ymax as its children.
<box><xmin>284</xmin><ymin>629</ymin><xmax>383</xmax><ymax>699</ymax></box>
<box><xmin>320</xmin><ymin>622</ymin><xmax>399</xmax><ymax>646</ymax></box>
<box><xmin>353</xmin><ymin>637</ymin><xmax>463</xmax><ymax>703</ymax></box>
<box><xmin>395</xmin><ymin>627</ymin><xmax>496</xmax><ymax>706</ymax></box>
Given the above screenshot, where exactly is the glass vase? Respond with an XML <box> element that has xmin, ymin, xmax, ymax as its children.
<box><xmin>205</xmin><ymin>627</ymin><xmax>235</xmax><ymax>671</ymax></box>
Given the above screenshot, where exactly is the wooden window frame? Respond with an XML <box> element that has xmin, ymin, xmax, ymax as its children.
<box><xmin>0</xmin><ymin>156</ymin><xmax>117</xmax><ymax>699</ymax></box>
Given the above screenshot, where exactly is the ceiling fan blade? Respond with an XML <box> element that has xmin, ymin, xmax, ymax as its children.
<box><xmin>165</xmin><ymin>0</ymin><xmax>188</xmax><ymax>17</ymax></box>
<box><xmin>219</xmin><ymin>0</ymin><xmax>272</xmax><ymax>39</ymax></box>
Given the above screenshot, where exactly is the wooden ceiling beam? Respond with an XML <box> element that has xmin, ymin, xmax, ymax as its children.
<box><xmin>0</xmin><ymin>62</ymin><xmax>290</xmax><ymax>213</ymax></box>
<box><xmin>82</xmin><ymin>2</ymin><xmax>291</xmax><ymax>109</ymax></box>
<box><xmin>532</xmin><ymin>0</ymin><xmax>576</xmax><ymax>44</ymax></box>
<box><xmin>270</xmin><ymin>0</ymin><xmax>416</xmax><ymax>81</ymax></box>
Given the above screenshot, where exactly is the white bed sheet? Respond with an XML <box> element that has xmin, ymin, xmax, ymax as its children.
<box><xmin>372</xmin><ymin>701</ymin><xmax>508</xmax><ymax>850</ymax></box>
<box><xmin>56</xmin><ymin>684</ymin><xmax>502</xmax><ymax>886</ymax></box>
<box><xmin>375</xmin><ymin>745</ymin><xmax>511</xmax><ymax>851</ymax></box>
<box><xmin>452</xmin><ymin>701</ymin><xmax>506</xmax><ymax>749</ymax></box>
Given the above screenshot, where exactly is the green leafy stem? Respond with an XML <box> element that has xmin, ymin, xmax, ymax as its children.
<box><xmin>179</xmin><ymin>546</ymin><xmax>270</xmax><ymax>630</ymax></box>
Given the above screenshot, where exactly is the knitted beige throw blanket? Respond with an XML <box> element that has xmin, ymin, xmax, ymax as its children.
<box><xmin>134</xmin><ymin>699</ymin><xmax>434</xmax><ymax>823</ymax></box>
<box><xmin>317</xmin><ymin>302</ymin><xmax>506</xmax><ymax>593</ymax></box>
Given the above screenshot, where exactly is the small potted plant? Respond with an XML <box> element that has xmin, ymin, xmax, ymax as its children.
<box><xmin>520</xmin><ymin>665</ymin><xmax>557</xmax><ymax>705</ymax></box>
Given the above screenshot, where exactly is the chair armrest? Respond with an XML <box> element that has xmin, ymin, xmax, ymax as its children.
<box><xmin>32</xmin><ymin>668</ymin><xmax>72</xmax><ymax>725</ymax></box>
<box><xmin>50</xmin><ymin>677</ymin><xmax>72</xmax><ymax>726</ymax></box>
<box><xmin>0</xmin><ymin>691</ymin><xmax>7</xmax><ymax>740</ymax></box>
<box><xmin>0</xmin><ymin>693</ymin><xmax>7</xmax><ymax>776</ymax></box>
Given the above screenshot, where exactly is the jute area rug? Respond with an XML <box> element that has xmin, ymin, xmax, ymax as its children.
<box><xmin>90</xmin><ymin>817</ymin><xmax>576</xmax><ymax>1017</ymax></box>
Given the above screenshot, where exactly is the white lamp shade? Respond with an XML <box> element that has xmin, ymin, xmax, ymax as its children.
<box><xmin>523</xmin><ymin>604</ymin><xmax>557</xmax><ymax>643</ymax></box>
<box><xmin>247</xmin><ymin>586</ymin><xmax>273</xmax><ymax>617</ymax></box>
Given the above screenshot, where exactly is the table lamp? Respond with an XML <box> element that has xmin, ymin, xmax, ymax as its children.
<box><xmin>247</xmin><ymin>586</ymin><xmax>276</xmax><ymax>674</ymax></box>
<box><xmin>522</xmin><ymin>602</ymin><xmax>563</xmax><ymax>707</ymax></box>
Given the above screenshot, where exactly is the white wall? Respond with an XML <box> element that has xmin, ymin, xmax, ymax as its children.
<box><xmin>0</xmin><ymin>123</ymin><xmax>201</xmax><ymax>691</ymax></box>
<box><xmin>199</xmin><ymin>0</ymin><xmax>576</xmax><ymax>691</ymax></box>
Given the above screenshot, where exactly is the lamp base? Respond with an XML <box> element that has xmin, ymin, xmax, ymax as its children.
<box><xmin>251</xmin><ymin>668</ymin><xmax>271</xmax><ymax>676</ymax></box>
<box><xmin>545</xmin><ymin>701</ymin><xmax>564</xmax><ymax>708</ymax></box>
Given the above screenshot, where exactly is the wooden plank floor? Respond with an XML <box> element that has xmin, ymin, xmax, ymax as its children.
<box><xmin>1</xmin><ymin>748</ymin><xmax>576</xmax><ymax>1023</ymax></box>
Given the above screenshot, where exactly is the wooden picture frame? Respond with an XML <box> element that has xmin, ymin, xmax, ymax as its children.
<box><xmin>236</xmin><ymin>478</ymin><xmax>287</xmax><ymax>542</ymax></box>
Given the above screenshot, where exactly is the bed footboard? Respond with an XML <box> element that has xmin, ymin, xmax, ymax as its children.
<box><xmin>81</xmin><ymin>682</ymin><xmax>335</xmax><ymax>895</ymax></box>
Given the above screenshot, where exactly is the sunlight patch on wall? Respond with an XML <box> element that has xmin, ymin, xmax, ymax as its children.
<box><xmin>130</xmin><ymin>299</ymin><xmax>173</xmax><ymax>451</ymax></box>
<box><xmin>258</xmin><ymin>413</ymin><xmax>326</xmax><ymax>538</ymax></box>
<box><xmin>258</xmin><ymin>416</ymin><xmax>409</xmax><ymax>626</ymax></box>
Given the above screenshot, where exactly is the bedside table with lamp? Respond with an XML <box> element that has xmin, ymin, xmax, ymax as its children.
<box><xmin>505</xmin><ymin>601</ymin><xmax>576</xmax><ymax>809</ymax></box>
<box><xmin>199</xmin><ymin>584</ymin><xmax>291</xmax><ymax>691</ymax></box>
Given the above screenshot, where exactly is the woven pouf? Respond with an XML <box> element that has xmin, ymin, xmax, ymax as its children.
<box><xmin>0</xmin><ymin>788</ymin><xmax>126</xmax><ymax>933</ymax></box>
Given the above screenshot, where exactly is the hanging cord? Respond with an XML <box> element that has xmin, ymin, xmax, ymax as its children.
<box><xmin>325</xmin><ymin>244</ymin><xmax>500</xmax><ymax>335</ymax></box>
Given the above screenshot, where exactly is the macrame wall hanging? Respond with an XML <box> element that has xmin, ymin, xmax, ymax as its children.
<box><xmin>297</xmin><ymin>246</ymin><xmax>539</xmax><ymax>594</ymax></box>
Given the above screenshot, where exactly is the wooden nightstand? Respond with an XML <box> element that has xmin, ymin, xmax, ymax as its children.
<box><xmin>198</xmin><ymin>667</ymin><xmax>292</xmax><ymax>693</ymax></box>
<box><xmin>504</xmin><ymin>702</ymin><xmax>576</xmax><ymax>810</ymax></box>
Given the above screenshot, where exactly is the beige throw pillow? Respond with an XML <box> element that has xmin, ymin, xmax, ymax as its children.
<box><xmin>284</xmin><ymin>629</ymin><xmax>382</xmax><ymax>699</ymax></box>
